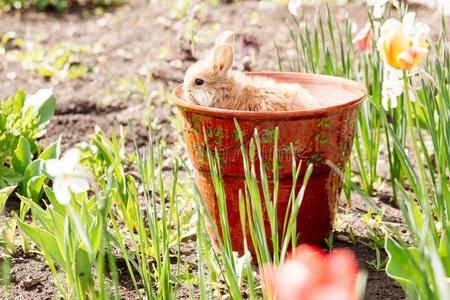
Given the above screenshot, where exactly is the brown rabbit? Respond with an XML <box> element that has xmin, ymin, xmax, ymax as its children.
<box><xmin>182</xmin><ymin>31</ymin><xmax>320</xmax><ymax>111</ymax></box>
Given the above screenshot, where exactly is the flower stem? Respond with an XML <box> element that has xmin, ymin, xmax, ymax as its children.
<box><xmin>402</xmin><ymin>71</ymin><xmax>428</xmax><ymax>202</ymax></box>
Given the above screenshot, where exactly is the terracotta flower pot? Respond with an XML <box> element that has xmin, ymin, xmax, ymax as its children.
<box><xmin>173</xmin><ymin>72</ymin><xmax>365</xmax><ymax>256</ymax></box>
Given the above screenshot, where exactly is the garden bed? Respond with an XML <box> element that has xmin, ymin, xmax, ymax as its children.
<box><xmin>1</xmin><ymin>0</ymin><xmax>449</xmax><ymax>299</ymax></box>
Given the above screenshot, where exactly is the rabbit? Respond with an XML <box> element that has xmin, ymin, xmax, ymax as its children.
<box><xmin>182</xmin><ymin>31</ymin><xmax>320</xmax><ymax>111</ymax></box>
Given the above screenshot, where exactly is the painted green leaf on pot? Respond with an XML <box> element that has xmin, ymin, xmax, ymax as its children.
<box><xmin>316</xmin><ymin>119</ymin><xmax>331</xmax><ymax>128</ymax></box>
<box><xmin>319</xmin><ymin>136</ymin><xmax>328</xmax><ymax>144</ymax></box>
<box><xmin>261</xmin><ymin>128</ymin><xmax>275</xmax><ymax>144</ymax></box>
<box><xmin>207</xmin><ymin>127</ymin><xmax>213</xmax><ymax>137</ymax></box>
<box><xmin>314</xmin><ymin>134</ymin><xmax>328</xmax><ymax>144</ymax></box>
<box><xmin>310</xmin><ymin>151</ymin><xmax>323</xmax><ymax>163</ymax></box>
<box><xmin>233</xmin><ymin>130</ymin><xmax>239</xmax><ymax>141</ymax></box>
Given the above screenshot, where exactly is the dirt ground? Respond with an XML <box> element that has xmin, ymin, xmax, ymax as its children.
<box><xmin>0</xmin><ymin>0</ymin><xmax>447</xmax><ymax>299</ymax></box>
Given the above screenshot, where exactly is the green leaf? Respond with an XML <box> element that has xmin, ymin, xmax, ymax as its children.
<box><xmin>12</xmin><ymin>136</ymin><xmax>32</xmax><ymax>174</ymax></box>
<box><xmin>0</xmin><ymin>185</ymin><xmax>16</xmax><ymax>213</ymax></box>
<box><xmin>88</xmin><ymin>216</ymin><xmax>103</xmax><ymax>255</ymax></box>
<box><xmin>17</xmin><ymin>194</ymin><xmax>52</xmax><ymax>231</ymax></box>
<box><xmin>36</xmin><ymin>67</ymin><xmax>54</xmax><ymax>78</ymax></box>
<box><xmin>21</xmin><ymin>159</ymin><xmax>45</xmax><ymax>193</ymax></box>
<box><xmin>438</xmin><ymin>225</ymin><xmax>450</xmax><ymax>276</ymax></box>
<box><xmin>385</xmin><ymin>238</ymin><xmax>418</xmax><ymax>287</ymax></box>
<box><xmin>67</xmin><ymin>65</ymin><xmax>91</xmax><ymax>80</ymax></box>
<box><xmin>76</xmin><ymin>247</ymin><xmax>94</xmax><ymax>292</ymax></box>
<box><xmin>49</xmin><ymin>208</ymin><xmax>66</xmax><ymax>260</ymax></box>
<box><xmin>39</xmin><ymin>138</ymin><xmax>60</xmax><ymax>160</ymax></box>
<box><xmin>17</xmin><ymin>219</ymin><xmax>66</xmax><ymax>269</ymax></box>
<box><xmin>43</xmin><ymin>185</ymin><xmax>67</xmax><ymax>215</ymax></box>
<box><xmin>23</xmin><ymin>91</ymin><xmax>56</xmax><ymax>125</ymax></box>
<box><xmin>26</xmin><ymin>175</ymin><xmax>47</xmax><ymax>201</ymax></box>
<box><xmin>37</xmin><ymin>94</ymin><xmax>56</xmax><ymax>125</ymax></box>
<box><xmin>53</xmin><ymin>53</ymin><xmax>70</xmax><ymax>70</ymax></box>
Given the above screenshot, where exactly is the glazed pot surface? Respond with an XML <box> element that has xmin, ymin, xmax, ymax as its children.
<box><xmin>174</xmin><ymin>72</ymin><xmax>365</xmax><ymax>256</ymax></box>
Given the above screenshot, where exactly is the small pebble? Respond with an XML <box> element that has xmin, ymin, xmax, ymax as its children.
<box><xmin>336</xmin><ymin>234</ymin><xmax>350</xmax><ymax>242</ymax></box>
<box><xmin>22</xmin><ymin>275</ymin><xmax>41</xmax><ymax>290</ymax></box>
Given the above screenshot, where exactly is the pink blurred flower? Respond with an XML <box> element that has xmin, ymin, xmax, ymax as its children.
<box><xmin>352</xmin><ymin>23</ymin><xmax>373</xmax><ymax>52</ymax></box>
<box><xmin>262</xmin><ymin>245</ymin><xmax>360</xmax><ymax>300</ymax></box>
<box><xmin>352</xmin><ymin>22</ymin><xmax>380</xmax><ymax>52</ymax></box>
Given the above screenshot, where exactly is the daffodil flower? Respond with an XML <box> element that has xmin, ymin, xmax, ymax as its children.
<box><xmin>381</xmin><ymin>69</ymin><xmax>404</xmax><ymax>110</ymax></box>
<box><xmin>46</xmin><ymin>148</ymin><xmax>91</xmax><ymax>205</ymax></box>
<box><xmin>377</xmin><ymin>12</ymin><xmax>430</xmax><ymax>71</ymax></box>
<box><xmin>366</xmin><ymin>0</ymin><xmax>399</xmax><ymax>18</ymax></box>
<box><xmin>288</xmin><ymin>0</ymin><xmax>302</xmax><ymax>16</ymax></box>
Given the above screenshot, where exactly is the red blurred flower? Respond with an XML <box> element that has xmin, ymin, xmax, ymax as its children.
<box><xmin>261</xmin><ymin>245</ymin><xmax>360</xmax><ymax>300</ymax></box>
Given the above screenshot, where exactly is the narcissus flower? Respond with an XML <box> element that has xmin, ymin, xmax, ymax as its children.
<box><xmin>366</xmin><ymin>0</ymin><xmax>399</xmax><ymax>18</ymax></box>
<box><xmin>381</xmin><ymin>69</ymin><xmax>404</xmax><ymax>110</ymax></box>
<box><xmin>288</xmin><ymin>0</ymin><xmax>302</xmax><ymax>16</ymax></box>
<box><xmin>46</xmin><ymin>148</ymin><xmax>92</xmax><ymax>205</ymax></box>
<box><xmin>377</xmin><ymin>12</ymin><xmax>430</xmax><ymax>70</ymax></box>
<box><xmin>261</xmin><ymin>245</ymin><xmax>360</xmax><ymax>300</ymax></box>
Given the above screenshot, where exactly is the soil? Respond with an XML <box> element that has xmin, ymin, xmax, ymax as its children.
<box><xmin>0</xmin><ymin>0</ymin><xmax>447</xmax><ymax>299</ymax></box>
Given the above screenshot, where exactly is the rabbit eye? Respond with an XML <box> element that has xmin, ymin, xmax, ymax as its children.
<box><xmin>195</xmin><ymin>79</ymin><xmax>204</xmax><ymax>86</ymax></box>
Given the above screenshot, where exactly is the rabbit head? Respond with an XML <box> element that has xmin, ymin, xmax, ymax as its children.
<box><xmin>182</xmin><ymin>31</ymin><xmax>235</xmax><ymax>107</ymax></box>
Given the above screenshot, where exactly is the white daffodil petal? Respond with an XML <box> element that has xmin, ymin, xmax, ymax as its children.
<box><xmin>68</xmin><ymin>176</ymin><xmax>90</xmax><ymax>194</ymax></box>
<box><xmin>45</xmin><ymin>159</ymin><xmax>64</xmax><ymax>177</ymax></box>
<box><xmin>367</xmin><ymin>0</ymin><xmax>386</xmax><ymax>6</ymax></box>
<box><xmin>53</xmin><ymin>178</ymin><xmax>71</xmax><ymax>205</ymax></box>
<box><xmin>402</xmin><ymin>12</ymin><xmax>416</xmax><ymax>30</ymax></box>
<box><xmin>373</xmin><ymin>4</ymin><xmax>385</xmax><ymax>18</ymax></box>
<box><xmin>61</xmin><ymin>148</ymin><xmax>81</xmax><ymax>173</ymax></box>
<box><xmin>409</xmin><ymin>89</ymin><xmax>416</xmax><ymax>102</ymax></box>
<box><xmin>390</xmin><ymin>96</ymin><xmax>398</xmax><ymax>108</ymax></box>
<box><xmin>288</xmin><ymin>0</ymin><xmax>302</xmax><ymax>16</ymax></box>
<box><xmin>391</xmin><ymin>82</ymin><xmax>404</xmax><ymax>96</ymax></box>
<box><xmin>414</xmin><ymin>22</ymin><xmax>431</xmax><ymax>36</ymax></box>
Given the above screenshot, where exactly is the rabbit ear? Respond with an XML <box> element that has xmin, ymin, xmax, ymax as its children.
<box><xmin>211</xmin><ymin>44</ymin><xmax>233</xmax><ymax>73</ymax></box>
<box><xmin>215</xmin><ymin>31</ymin><xmax>235</xmax><ymax>47</ymax></box>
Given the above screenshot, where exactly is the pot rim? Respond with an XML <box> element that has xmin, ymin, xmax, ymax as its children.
<box><xmin>173</xmin><ymin>72</ymin><xmax>366</xmax><ymax>120</ymax></box>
